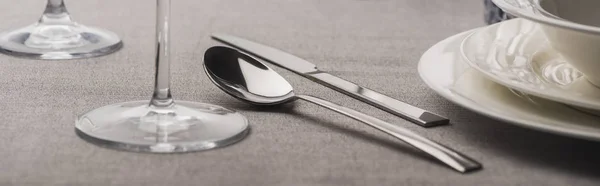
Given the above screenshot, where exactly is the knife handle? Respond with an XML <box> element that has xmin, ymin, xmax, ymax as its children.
<box><xmin>307</xmin><ymin>72</ymin><xmax>449</xmax><ymax>127</ymax></box>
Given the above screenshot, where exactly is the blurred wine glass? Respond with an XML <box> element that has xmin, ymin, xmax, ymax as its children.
<box><xmin>0</xmin><ymin>0</ymin><xmax>122</xmax><ymax>59</ymax></box>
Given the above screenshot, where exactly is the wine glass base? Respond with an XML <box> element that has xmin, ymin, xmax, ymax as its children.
<box><xmin>75</xmin><ymin>100</ymin><xmax>250</xmax><ymax>153</ymax></box>
<box><xmin>0</xmin><ymin>23</ymin><xmax>122</xmax><ymax>60</ymax></box>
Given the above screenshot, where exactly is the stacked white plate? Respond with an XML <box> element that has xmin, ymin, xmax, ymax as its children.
<box><xmin>418</xmin><ymin>18</ymin><xmax>600</xmax><ymax>141</ymax></box>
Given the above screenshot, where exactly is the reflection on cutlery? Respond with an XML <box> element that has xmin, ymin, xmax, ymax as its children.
<box><xmin>211</xmin><ymin>33</ymin><xmax>449</xmax><ymax>127</ymax></box>
<box><xmin>203</xmin><ymin>46</ymin><xmax>482</xmax><ymax>173</ymax></box>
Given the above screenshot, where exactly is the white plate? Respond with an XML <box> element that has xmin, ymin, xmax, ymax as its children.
<box><xmin>418</xmin><ymin>28</ymin><xmax>600</xmax><ymax>142</ymax></box>
<box><xmin>461</xmin><ymin>19</ymin><xmax>600</xmax><ymax>112</ymax></box>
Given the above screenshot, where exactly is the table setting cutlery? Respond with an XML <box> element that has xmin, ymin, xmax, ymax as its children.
<box><xmin>203</xmin><ymin>46</ymin><xmax>482</xmax><ymax>173</ymax></box>
<box><xmin>211</xmin><ymin>34</ymin><xmax>449</xmax><ymax>128</ymax></box>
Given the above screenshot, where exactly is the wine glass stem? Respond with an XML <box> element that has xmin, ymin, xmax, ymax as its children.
<box><xmin>40</xmin><ymin>0</ymin><xmax>73</xmax><ymax>24</ymax></box>
<box><xmin>150</xmin><ymin>0</ymin><xmax>174</xmax><ymax>108</ymax></box>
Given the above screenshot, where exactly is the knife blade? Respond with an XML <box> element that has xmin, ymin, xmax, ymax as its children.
<box><xmin>211</xmin><ymin>33</ymin><xmax>449</xmax><ymax>127</ymax></box>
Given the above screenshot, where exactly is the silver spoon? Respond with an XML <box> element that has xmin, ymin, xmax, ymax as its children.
<box><xmin>203</xmin><ymin>46</ymin><xmax>482</xmax><ymax>173</ymax></box>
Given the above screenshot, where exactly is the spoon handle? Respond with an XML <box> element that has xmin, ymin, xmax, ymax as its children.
<box><xmin>295</xmin><ymin>95</ymin><xmax>482</xmax><ymax>173</ymax></box>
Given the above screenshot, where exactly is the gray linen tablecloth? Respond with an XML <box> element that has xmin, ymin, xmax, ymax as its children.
<box><xmin>1</xmin><ymin>0</ymin><xmax>599</xmax><ymax>185</ymax></box>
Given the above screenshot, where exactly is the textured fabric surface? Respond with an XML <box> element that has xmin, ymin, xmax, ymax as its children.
<box><xmin>1</xmin><ymin>0</ymin><xmax>599</xmax><ymax>185</ymax></box>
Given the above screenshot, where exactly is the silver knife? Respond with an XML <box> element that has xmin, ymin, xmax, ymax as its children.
<box><xmin>211</xmin><ymin>33</ymin><xmax>449</xmax><ymax>127</ymax></box>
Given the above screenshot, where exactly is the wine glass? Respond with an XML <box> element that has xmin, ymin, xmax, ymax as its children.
<box><xmin>0</xmin><ymin>0</ymin><xmax>122</xmax><ymax>59</ymax></box>
<box><xmin>75</xmin><ymin>0</ymin><xmax>250</xmax><ymax>153</ymax></box>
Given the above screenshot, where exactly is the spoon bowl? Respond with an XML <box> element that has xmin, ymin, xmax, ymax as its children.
<box><xmin>204</xmin><ymin>46</ymin><xmax>295</xmax><ymax>105</ymax></box>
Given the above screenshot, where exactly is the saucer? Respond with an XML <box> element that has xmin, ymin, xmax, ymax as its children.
<box><xmin>461</xmin><ymin>19</ymin><xmax>600</xmax><ymax>112</ymax></box>
<box><xmin>418</xmin><ymin>28</ymin><xmax>600</xmax><ymax>142</ymax></box>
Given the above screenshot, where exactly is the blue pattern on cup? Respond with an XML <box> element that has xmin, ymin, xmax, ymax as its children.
<box><xmin>484</xmin><ymin>0</ymin><xmax>514</xmax><ymax>24</ymax></box>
